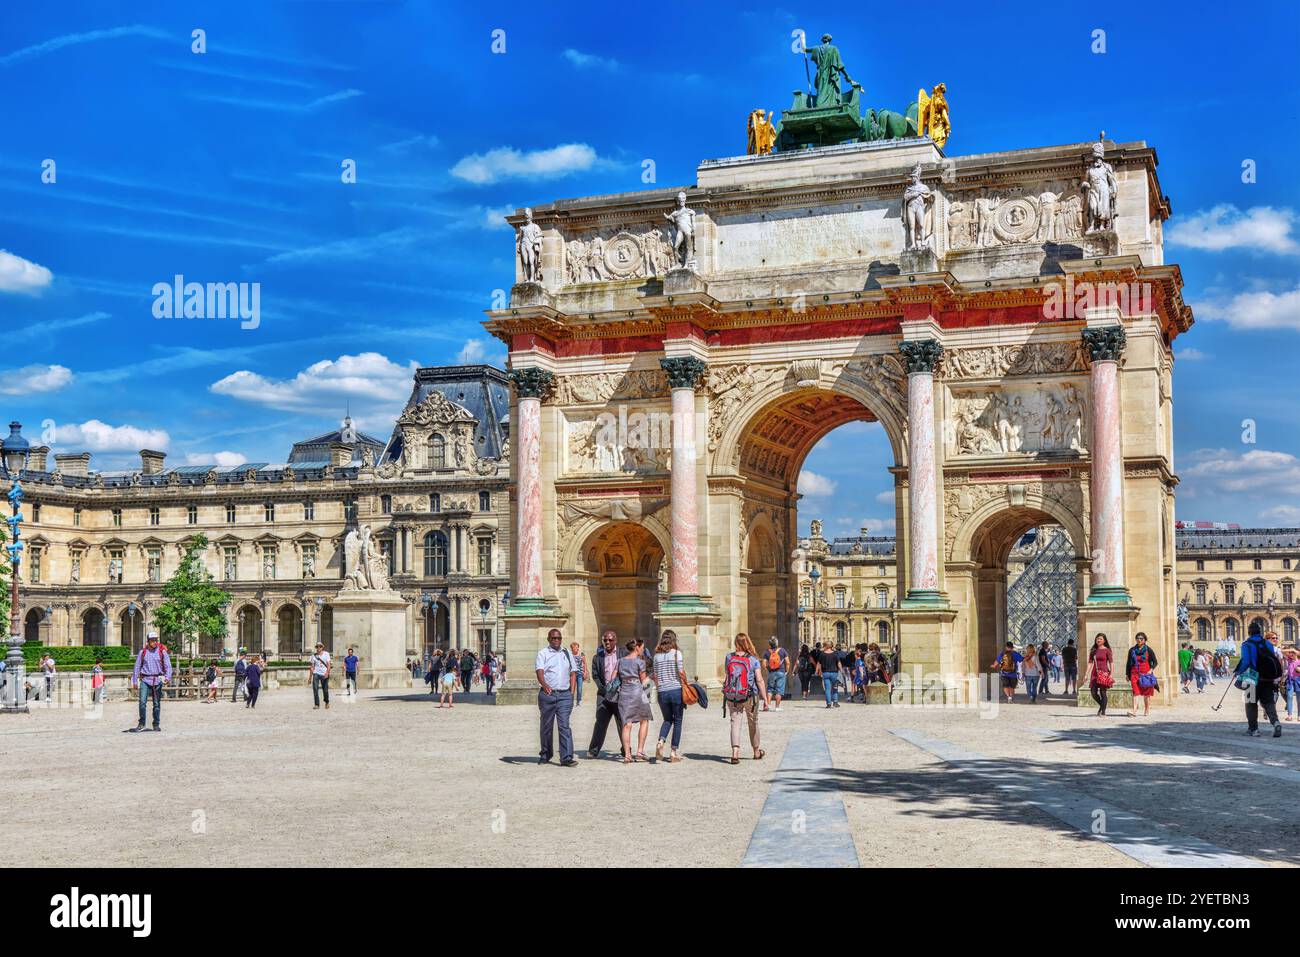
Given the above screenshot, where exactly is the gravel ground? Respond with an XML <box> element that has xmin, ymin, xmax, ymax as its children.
<box><xmin>8</xmin><ymin>679</ymin><xmax>1296</xmax><ymax>867</ymax></box>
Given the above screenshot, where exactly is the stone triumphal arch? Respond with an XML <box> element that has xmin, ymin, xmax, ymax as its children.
<box><xmin>486</xmin><ymin>134</ymin><xmax>1191</xmax><ymax>705</ymax></box>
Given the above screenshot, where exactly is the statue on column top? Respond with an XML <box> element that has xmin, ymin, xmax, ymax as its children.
<box><xmin>1081</xmin><ymin>139</ymin><xmax>1118</xmax><ymax>234</ymax></box>
<box><xmin>664</xmin><ymin>192</ymin><xmax>697</xmax><ymax>270</ymax></box>
<box><xmin>516</xmin><ymin>207</ymin><xmax>543</xmax><ymax>283</ymax></box>
<box><xmin>901</xmin><ymin>163</ymin><xmax>934</xmax><ymax>252</ymax></box>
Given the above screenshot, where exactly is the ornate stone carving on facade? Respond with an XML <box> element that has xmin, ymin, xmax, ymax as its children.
<box><xmin>343</xmin><ymin>524</ymin><xmax>390</xmax><ymax>591</ymax></box>
<box><xmin>563</xmin><ymin>227</ymin><xmax>675</xmax><ymax>285</ymax></box>
<box><xmin>948</xmin><ymin>383</ymin><xmax>1086</xmax><ymax>456</ymax></box>
<box><xmin>565</xmin><ymin>415</ymin><xmax>671</xmax><ymax>474</ymax></box>
<box><xmin>946</xmin><ymin>181</ymin><xmax>1084</xmax><ymax>251</ymax></box>
<box><xmin>942</xmin><ymin>478</ymin><xmax>1088</xmax><ymax>559</ymax></box>
<box><xmin>703</xmin><ymin>363</ymin><xmax>785</xmax><ymax>454</ymax></box>
<box><xmin>943</xmin><ymin>341</ymin><xmax>1089</xmax><ymax>379</ymax></box>
<box><xmin>660</xmin><ymin>356</ymin><xmax>708</xmax><ymax>390</ymax></box>
<box><xmin>398</xmin><ymin>391</ymin><xmax>476</xmax><ymax>427</ymax></box>
<box><xmin>552</xmin><ymin>369</ymin><xmax>668</xmax><ymax>405</ymax></box>
<box><xmin>1082</xmin><ymin>324</ymin><xmax>1127</xmax><ymax>362</ymax></box>
<box><xmin>901</xmin><ymin>163</ymin><xmax>934</xmax><ymax>252</ymax></box>
<box><xmin>899</xmin><ymin>339</ymin><xmax>944</xmax><ymax>375</ymax></box>
<box><xmin>1081</xmin><ymin>140</ymin><xmax>1118</xmax><ymax>234</ymax></box>
<box><xmin>556</xmin><ymin>495</ymin><xmax>669</xmax><ymax>558</ymax></box>
<box><xmin>790</xmin><ymin>358</ymin><xmax>821</xmax><ymax>387</ymax></box>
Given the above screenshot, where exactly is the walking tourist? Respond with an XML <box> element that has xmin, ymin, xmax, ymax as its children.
<box><xmin>460</xmin><ymin>649</ymin><xmax>478</xmax><ymax>695</ymax></box>
<box><xmin>41</xmin><ymin>653</ymin><xmax>57</xmax><ymax>699</ymax></box>
<box><xmin>484</xmin><ymin>651</ymin><xmax>499</xmax><ymax>695</ymax></box>
<box><xmin>586</xmin><ymin>630</ymin><xmax>624</xmax><ymax>758</ymax></box>
<box><xmin>1179</xmin><ymin>642</ymin><xmax>1194</xmax><ymax>694</ymax></box>
<box><xmin>535</xmin><ymin>628</ymin><xmax>578</xmax><ymax>766</ymax></box>
<box><xmin>849</xmin><ymin>646</ymin><xmax>868</xmax><ymax>702</ymax></box>
<box><xmin>1037</xmin><ymin>643</ymin><xmax>1051</xmax><ymax>697</ymax></box>
<box><xmin>724</xmin><ymin>633</ymin><xmax>768</xmax><ymax>764</ymax></box>
<box><xmin>1192</xmin><ymin>647</ymin><xmax>1210</xmax><ymax>692</ymax></box>
<box><xmin>1085</xmin><ymin>634</ymin><xmax>1113</xmax><ymax>716</ymax></box>
<box><xmin>1050</xmin><ymin>648</ymin><xmax>1063</xmax><ymax>683</ymax></box>
<box><xmin>798</xmin><ymin>644</ymin><xmax>815</xmax><ymax>699</ymax></box>
<box><xmin>245</xmin><ymin>655</ymin><xmax>263</xmax><ymax>708</ymax></box>
<box><xmin>1022</xmin><ymin>643</ymin><xmax>1042</xmax><ymax>703</ymax></box>
<box><xmin>651</xmin><ymin>630</ymin><xmax>686</xmax><ymax>762</ymax></box>
<box><xmin>310</xmin><ymin>642</ymin><xmax>332</xmax><ymax>710</ymax></box>
<box><xmin>992</xmin><ymin>641</ymin><xmax>1022</xmax><ymax>703</ymax></box>
<box><xmin>1125</xmin><ymin>632</ymin><xmax>1158</xmax><ymax>717</ymax></box>
<box><xmin>815</xmin><ymin>641</ymin><xmax>842</xmax><ymax>708</ymax></box>
<box><xmin>438</xmin><ymin>653</ymin><xmax>457</xmax><ymax>707</ymax></box>
<box><xmin>204</xmin><ymin>659</ymin><xmax>221</xmax><ymax>703</ymax></box>
<box><xmin>763</xmin><ymin>637</ymin><xmax>788</xmax><ymax>711</ymax></box>
<box><xmin>1236</xmin><ymin>623</ymin><xmax>1282</xmax><ymax>737</ymax></box>
<box><xmin>1282</xmin><ymin>647</ymin><xmax>1300</xmax><ymax>721</ymax></box>
<box><xmin>570</xmin><ymin>641</ymin><xmax>588</xmax><ymax>706</ymax></box>
<box><xmin>128</xmin><ymin>631</ymin><xmax>171</xmax><ymax>733</ymax></box>
<box><xmin>618</xmin><ymin>638</ymin><xmax>652</xmax><ymax>763</ymax></box>
<box><xmin>344</xmin><ymin>647</ymin><xmax>359</xmax><ymax>696</ymax></box>
<box><xmin>90</xmin><ymin>657</ymin><xmax>105</xmax><ymax>707</ymax></box>
<box><xmin>1062</xmin><ymin>639</ymin><xmax>1078</xmax><ymax>696</ymax></box>
<box><xmin>232</xmin><ymin>649</ymin><xmax>248</xmax><ymax>703</ymax></box>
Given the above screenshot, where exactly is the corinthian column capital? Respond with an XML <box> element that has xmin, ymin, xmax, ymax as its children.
<box><xmin>508</xmin><ymin>367</ymin><xmax>555</xmax><ymax>400</ymax></box>
<box><xmin>1082</xmin><ymin>324</ymin><xmax>1127</xmax><ymax>362</ymax></box>
<box><xmin>659</xmin><ymin>356</ymin><xmax>708</xmax><ymax>390</ymax></box>
<box><xmin>898</xmin><ymin>338</ymin><xmax>944</xmax><ymax>375</ymax></box>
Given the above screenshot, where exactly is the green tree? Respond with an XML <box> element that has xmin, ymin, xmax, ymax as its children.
<box><xmin>153</xmin><ymin>534</ymin><xmax>230</xmax><ymax>669</ymax></box>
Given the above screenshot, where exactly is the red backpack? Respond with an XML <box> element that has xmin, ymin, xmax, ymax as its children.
<box><xmin>723</xmin><ymin>653</ymin><xmax>753</xmax><ymax>703</ymax></box>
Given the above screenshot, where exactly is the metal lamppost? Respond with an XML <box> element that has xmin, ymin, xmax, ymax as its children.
<box><xmin>314</xmin><ymin>596</ymin><xmax>326</xmax><ymax>652</ymax></box>
<box><xmin>3</xmin><ymin>421</ymin><xmax>31</xmax><ymax>713</ymax></box>
<box><xmin>127</xmin><ymin>601</ymin><xmax>138</xmax><ymax>652</ymax></box>
<box><xmin>809</xmin><ymin>565</ymin><xmax>821</xmax><ymax>649</ymax></box>
<box><xmin>420</xmin><ymin>593</ymin><xmax>434</xmax><ymax>655</ymax></box>
<box><xmin>237</xmin><ymin>608</ymin><xmax>246</xmax><ymax>658</ymax></box>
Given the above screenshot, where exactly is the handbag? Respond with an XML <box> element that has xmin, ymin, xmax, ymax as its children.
<box><xmin>1095</xmin><ymin>671</ymin><xmax>1114</xmax><ymax>688</ymax></box>
<box><xmin>678</xmin><ymin>654</ymin><xmax>698</xmax><ymax>706</ymax></box>
<box><xmin>1138</xmin><ymin>672</ymin><xmax>1158</xmax><ymax>690</ymax></box>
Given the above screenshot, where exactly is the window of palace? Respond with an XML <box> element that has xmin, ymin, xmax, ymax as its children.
<box><xmin>1226</xmin><ymin>618</ymin><xmax>1239</xmax><ymax>640</ymax></box>
<box><xmin>109</xmin><ymin>548</ymin><xmax>124</xmax><ymax>583</ymax></box>
<box><xmin>1254</xmin><ymin>559</ymin><xmax>1262</xmax><ymax>570</ymax></box>
<box><xmin>877</xmin><ymin>588</ymin><xmax>888</xmax><ymax>609</ymax></box>
<box><xmin>1225</xmin><ymin>559</ymin><xmax>1233</xmax><ymax>571</ymax></box>
<box><xmin>878</xmin><ymin>564</ymin><xmax>886</xmax><ymax>577</ymax></box>
<box><xmin>1195</xmin><ymin>559</ymin><xmax>1204</xmax><ymax>571</ymax></box>
<box><xmin>380</xmin><ymin>494</ymin><xmax>392</xmax><ymax>515</ymax></box>
<box><xmin>31</xmin><ymin>502</ymin><xmax>40</xmax><ymax>523</ymax></box>
<box><xmin>477</xmin><ymin>537</ymin><xmax>492</xmax><ymax>576</ymax></box>
<box><xmin>379</xmin><ymin>539</ymin><xmax>393</xmax><ymax>573</ymax></box>
<box><xmin>303</xmin><ymin>500</ymin><xmax>315</xmax><ymax>521</ymax></box>
<box><xmin>1195</xmin><ymin>582</ymin><xmax>1207</xmax><ymax>603</ymax></box>
<box><xmin>111</xmin><ymin>508</ymin><xmax>122</xmax><ymax>527</ymax></box>
<box><xmin>1224</xmin><ymin>582</ymin><xmax>1236</xmax><ymax>603</ymax></box>
<box><xmin>187</xmin><ymin>504</ymin><xmax>197</xmax><ymax>525</ymax></box>
<box><xmin>223</xmin><ymin>547</ymin><xmax>238</xmax><ymax>582</ymax></box>
<box><xmin>226</xmin><ymin>502</ymin><xmax>236</xmax><ymax>524</ymax></box>
<box><xmin>877</xmin><ymin>621</ymin><xmax>890</xmax><ymax>645</ymax></box>
<box><xmin>423</xmin><ymin>531</ymin><xmax>448</xmax><ymax>577</ymax></box>
<box><xmin>301</xmin><ymin>544</ymin><xmax>317</xmax><ymax>578</ymax></box>
<box><xmin>479</xmin><ymin>491</ymin><xmax>491</xmax><ymax>511</ymax></box>
<box><xmin>28</xmin><ymin>545</ymin><xmax>41</xmax><ymax>583</ymax></box>
<box><xmin>1286</xmin><ymin>619</ymin><xmax>1298</xmax><ymax>643</ymax></box>
<box><xmin>149</xmin><ymin>505</ymin><xmax>160</xmax><ymax>526</ymax></box>
<box><xmin>147</xmin><ymin>548</ymin><xmax>162</xmax><ymax>583</ymax></box>
<box><xmin>264</xmin><ymin>502</ymin><xmax>275</xmax><ymax>523</ymax></box>
<box><xmin>429</xmin><ymin>433</ymin><xmax>446</xmax><ymax>468</ymax></box>
<box><xmin>430</xmin><ymin>493</ymin><xmax>441</xmax><ymax>513</ymax></box>
<box><xmin>1197</xmin><ymin>619</ymin><xmax>1209</xmax><ymax>642</ymax></box>
<box><xmin>262</xmin><ymin>546</ymin><xmax>277</xmax><ymax>580</ymax></box>
<box><xmin>73</xmin><ymin>506</ymin><xmax>81</xmax><ymax>527</ymax></box>
<box><xmin>835</xmin><ymin>621</ymin><xmax>847</xmax><ymax>644</ymax></box>
<box><xmin>1285</xmin><ymin>558</ymin><xmax>1292</xmax><ymax>570</ymax></box>
<box><xmin>836</xmin><ymin>565</ymin><xmax>844</xmax><ymax>576</ymax></box>
<box><xmin>834</xmin><ymin>588</ymin><xmax>845</xmax><ymax>608</ymax></box>
<box><xmin>1253</xmin><ymin>582</ymin><xmax>1265</xmax><ymax>604</ymax></box>
<box><xmin>1284</xmin><ymin>581</ymin><xmax>1294</xmax><ymax>603</ymax></box>
<box><xmin>343</xmin><ymin>498</ymin><xmax>356</xmax><ymax>523</ymax></box>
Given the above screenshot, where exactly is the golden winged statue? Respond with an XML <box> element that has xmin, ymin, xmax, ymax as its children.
<box><xmin>916</xmin><ymin>83</ymin><xmax>951</xmax><ymax>148</ymax></box>
<box><xmin>747</xmin><ymin>108</ymin><xmax>777</xmax><ymax>155</ymax></box>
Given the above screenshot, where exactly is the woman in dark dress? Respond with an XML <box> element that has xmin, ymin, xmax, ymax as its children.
<box><xmin>797</xmin><ymin>644</ymin><xmax>815</xmax><ymax>700</ymax></box>
<box><xmin>1084</xmin><ymin>634</ymin><xmax>1113</xmax><ymax>716</ymax></box>
<box><xmin>245</xmin><ymin>655</ymin><xmax>263</xmax><ymax>709</ymax></box>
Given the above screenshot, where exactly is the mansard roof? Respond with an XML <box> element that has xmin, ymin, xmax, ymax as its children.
<box><xmin>382</xmin><ymin>364</ymin><xmax>510</xmax><ymax>465</ymax></box>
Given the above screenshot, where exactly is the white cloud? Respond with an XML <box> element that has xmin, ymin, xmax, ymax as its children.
<box><xmin>450</xmin><ymin>143</ymin><xmax>599</xmax><ymax>185</ymax></box>
<box><xmin>874</xmin><ymin>490</ymin><xmax>895</xmax><ymax>505</ymax></box>
<box><xmin>562</xmin><ymin>49</ymin><xmax>620</xmax><ymax>71</ymax></box>
<box><xmin>1167</xmin><ymin>205</ymin><xmax>1297</xmax><ymax>254</ymax></box>
<box><xmin>797</xmin><ymin>470</ymin><xmax>837</xmax><ymax>497</ymax></box>
<box><xmin>858</xmin><ymin>517</ymin><xmax>897</xmax><ymax>533</ymax></box>
<box><xmin>1193</xmin><ymin>284</ymin><xmax>1300</xmax><ymax>331</ymax></box>
<box><xmin>1174</xmin><ymin>346</ymin><xmax>1208</xmax><ymax>361</ymax></box>
<box><xmin>0</xmin><ymin>249</ymin><xmax>54</xmax><ymax>294</ymax></box>
<box><xmin>1260</xmin><ymin>505</ymin><xmax>1300</xmax><ymax>524</ymax></box>
<box><xmin>210</xmin><ymin>352</ymin><xmax>417</xmax><ymax>414</ymax></box>
<box><xmin>0</xmin><ymin>363</ymin><xmax>72</xmax><ymax>394</ymax></box>
<box><xmin>183</xmin><ymin>451</ymin><xmax>247</xmax><ymax>468</ymax></box>
<box><xmin>0</xmin><ymin>24</ymin><xmax>170</xmax><ymax>67</ymax></box>
<box><xmin>1182</xmin><ymin>448</ymin><xmax>1300</xmax><ymax>496</ymax></box>
<box><xmin>54</xmin><ymin>419</ymin><xmax>170</xmax><ymax>452</ymax></box>
<box><xmin>455</xmin><ymin>338</ymin><xmax>504</xmax><ymax>365</ymax></box>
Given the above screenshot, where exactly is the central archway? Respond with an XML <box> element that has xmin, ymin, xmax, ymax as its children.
<box><xmin>569</xmin><ymin>521</ymin><xmax>666</xmax><ymax>649</ymax></box>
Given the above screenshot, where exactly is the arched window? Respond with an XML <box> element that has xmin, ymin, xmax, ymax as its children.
<box><xmin>1225</xmin><ymin>618</ymin><xmax>1239</xmax><ymax>641</ymax></box>
<box><xmin>423</xmin><ymin>531</ymin><xmax>448</xmax><ymax>577</ymax></box>
<box><xmin>1196</xmin><ymin>618</ymin><xmax>1209</xmax><ymax>642</ymax></box>
<box><xmin>1250</xmin><ymin>617</ymin><xmax>1267</xmax><ymax>636</ymax></box>
<box><xmin>429</xmin><ymin>433</ymin><xmax>446</xmax><ymax>469</ymax></box>
<box><xmin>478</xmin><ymin>490</ymin><xmax>491</xmax><ymax>512</ymax></box>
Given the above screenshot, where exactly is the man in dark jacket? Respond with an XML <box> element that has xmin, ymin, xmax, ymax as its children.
<box><xmin>460</xmin><ymin>650</ymin><xmax>478</xmax><ymax>694</ymax></box>
<box><xmin>1237</xmin><ymin>623</ymin><xmax>1282</xmax><ymax>737</ymax></box>
<box><xmin>586</xmin><ymin>630</ymin><xmax>624</xmax><ymax>758</ymax></box>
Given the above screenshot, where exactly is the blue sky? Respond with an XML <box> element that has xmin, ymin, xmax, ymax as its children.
<box><xmin>2</xmin><ymin>1</ymin><xmax>1297</xmax><ymax>536</ymax></box>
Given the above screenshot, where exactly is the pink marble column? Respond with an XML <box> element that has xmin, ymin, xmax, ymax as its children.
<box><xmin>508</xmin><ymin>368</ymin><xmax>553</xmax><ymax>605</ymax></box>
<box><xmin>899</xmin><ymin>339</ymin><xmax>943</xmax><ymax>602</ymax></box>
<box><xmin>661</xmin><ymin>356</ymin><xmax>708</xmax><ymax>602</ymax></box>
<box><xmin>1083</xmin><ymin>325</ymin><xmax>1129</xmax><ymax>601</ymax></box>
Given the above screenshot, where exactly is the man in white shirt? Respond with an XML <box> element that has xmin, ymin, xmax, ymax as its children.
<box><xmin>535</xmin><ymin>629</ymin><xmax>578</xmax><ymax>766</ymax></box>
<box><xmin>310</xmin><ymin>643</ymin><xmax>332</xmax><ymax>710</ymax></box>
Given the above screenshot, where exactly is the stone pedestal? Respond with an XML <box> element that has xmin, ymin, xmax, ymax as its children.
<box><xmin>330</xmin><ymin>588</ymin><xmax>412</xmax><ymax>689</ymax></box>
<box><xmin>497</xmin><ymin>604</ymin><xmax>568</xmax><ymax>705</ymax></box>
<box><xmin>899</xmin><ymin>247</ymin><xmax>939</xmax><ymax>275</ymax></box>
<box><xmin>654</xmin><ymin>605</ymin><xmax>723</xmax><ymax>688</ymax></box>
<box><xmin>894</xmin><ymin>604</ymin><xmax>961</xmax><ymax>703</ymax></box>
<box><xmin>1075</xmin><ymin>602</ymin><xmax>1143</xmax><ymax>708</ymax></box>
<box><xmin>663</xmin><ymin>267</ymin><xmax>706</xmax><ymax>295</ymax></box>
<box><xmin>509</xmin><ymin>281</ymin><xmax>553</xmax><ymax>308</ymax></box>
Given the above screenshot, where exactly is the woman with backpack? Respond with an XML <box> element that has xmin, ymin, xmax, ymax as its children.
<box><xmin>651</xmin><ymin>630</ymin><xmax>687</xmax><ymax>762</ymax></box>
<box><xmin>1084</xmin><ymin>634</ymin><xmax>1113</xmax><ymax>716</ymax></box>
<box><xmin>725</xmin><ymin>633</ymin><xmax>769</xmax><ymax>765</ymax></box>
<box><xmin>797</xmin><ymin>644</ymin><xmax>815</xmax><ymax>700</ymax></box>
<box><xmin>618</xmin><ymin>639</ymin><xmax>653</xmax><ymax>763</ymax></box>
<box><xmin>1021</xmin><ymin>643</ymin><xmax>1042</xmax><ymax>703</ymax></box>
<box><xmin>1125</xmin><ymin>632</ymin><xmax>1158</xmax><ymax>717</ymax></box>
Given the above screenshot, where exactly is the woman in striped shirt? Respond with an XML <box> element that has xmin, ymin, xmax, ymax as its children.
<box><xmin>652</xmin><ymin>630</ymin><xmax>687</xmax><ymax>763</ymax></box>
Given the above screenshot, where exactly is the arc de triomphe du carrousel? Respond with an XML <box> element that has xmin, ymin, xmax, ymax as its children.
<box><xmin>484</xmin><ymin>39</ymin><xmax>1192</xmax><ymax>706</ymax></box>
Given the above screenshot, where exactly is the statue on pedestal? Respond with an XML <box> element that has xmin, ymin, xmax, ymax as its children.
<box><xmin>902</xmin><ymin>163</ymin><xmax>934</xmax><ymax>252</ymax></box>
<box><xmin>516</xmin><ymin>207</ymin><xmax>543</xmax><ymax>283</ymax></box>
<box><xmin>664</xmin><ymin>192</ymin><xmax>697</xmax><ymax>270</ymax></box>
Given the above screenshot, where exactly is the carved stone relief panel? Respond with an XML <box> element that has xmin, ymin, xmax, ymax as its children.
<box><xmin>947</xmin><ymin>382</ymin><xmax>1087</xmax><ymax>456</ymax></box>
<box><xmin>943</xmin><ymin>341</ymin><xmax>1089</xmax><ymax>380</ymax></box>
<box><xmin>563</xmin><ymin>412</ymin><xmax>672</xmax><ymax>475</ymax></box>
<box><xmin>563</xmin><ymin>227</ymin><xmax>676</xmax><ymax>285</ymax></box>
<box><xmin>552</xmin><ymin>369</ymin><xmax>668</xmax><ymax>406</ymax></box>
<box><xmin>946</xmin><ymin>180</ymin><xmax>1084</xmax><ymax>251</ymax></box>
